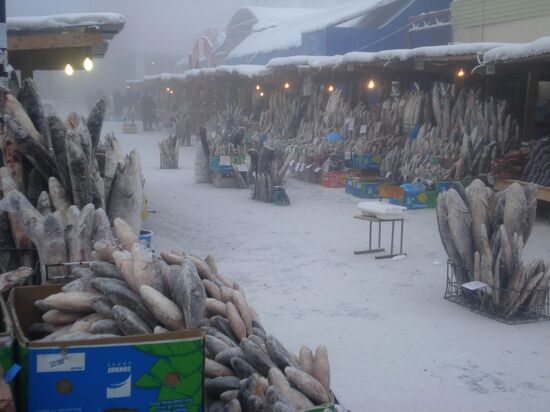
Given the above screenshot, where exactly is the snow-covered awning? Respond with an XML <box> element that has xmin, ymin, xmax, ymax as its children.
<box><xmin>267</xmin><ymin>55</ymin><xmax>344</xmax><ymax>70</ymax></box>
<box><xmin>483</xmin><ymin>36</ymin><xmax>550</xmax><ymax>64</ymax></box>
<box><xmin>127</xmin><ymin>65</ymin><xmax>272</xmax><ymax>86</ymax></box>
<box><xmin>7</xmin><ymin>12</ymin><xmax>125</xmax><ymax>36</ymax></box>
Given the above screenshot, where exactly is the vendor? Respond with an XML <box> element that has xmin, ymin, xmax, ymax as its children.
<box><xmin>140</xmin><ymin>93</ymin><xmax>156</xmax><ymax>131</ymax></box>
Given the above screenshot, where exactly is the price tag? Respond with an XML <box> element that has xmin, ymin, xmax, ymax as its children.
<box><xmin>236</xmin><ymin>164</ymin><xmax>249</xmax><ymax>172</ymax></box>
<box><xmin>220</xmin><ymin>156</ymin><xmax>231</xmax><ymax>166</ymax></box>
<box><xmin>360</xmin><ymin>124</ymin><xmax>367</xmax><ymax>134</ymax></box>
<box><xmin>344</xmin><ymin>152</ymin><xmax>351</xmax><ymax>160</ymax></box>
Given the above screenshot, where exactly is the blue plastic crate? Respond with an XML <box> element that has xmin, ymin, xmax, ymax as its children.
<box><xmin>390</xmin><ymin>183</ymin><xmax>428</xmax><ymax>209</ymax></box>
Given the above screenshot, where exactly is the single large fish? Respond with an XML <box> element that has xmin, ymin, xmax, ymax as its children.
<box><xmin>87</xmin><ymin>100</ymin><xmax>106</xmax><ymax>159</ymax></box>
<box><xmin>68</xmin><ymin>204</ymin><xmax>95</xmax><ymax>263</ymax></box>
<box><xmin>42</xmin><ymin>211</ymin><xmax>69</xmax><ymax>278</ymax></box>
<box><xmin>503</xmin><ymin>183</ymin><xmax>527</xmax><ymax>241</ymax></box>
<box><xmin>139</xmin><ymin>285</ymin><xmax>184</xmax><ymax>331</ymax></box>
<box><xmin>4</xmin><ymin>116</ymin><xmax>58</xmax><ymax>181</ymax></box>
<box><xmin>112</xmin><ymin>305</ymin><xmax>152</xmax><ymax>336</ymax></box>
<box><xmin>107</xmin><ymin>150</ymin><xmax>143</xmax><ymax>235</ymax></box>
<box><xmin>131</xmin><ymin>243</ymin><xmax>164</xmax><ymax>293</ymax></box>
<box><xmin>445</xmin><ymin>189</ymin><xmax>475</xmax><ymax>276</ymax></box>
<box><xmin>103</xmin><ymin>134</ymin><xmax>124</xmax><ymax>200</ymax></box>
<box><xmin>4</xmin><ymin>94</ymin><xmax>45</xmax><ymax>147</ymax></box>
<box><xmin>46</xmin><ymin>116</ymin><xmax>71</xmax><ymax>196</ymax></box>
<box><xmin>92</xmin><ymin>208</ymin><xmax>114</xmax><ymax>245</ymax></box>
<box><xmin>17</xmin><ymin>78</ymin><xmax>51</xmax><ymax>150</ymax></box>
<box><xmin>66</xmin><ymin>130</ymin><xmax>91</xmax><ymax>208</ymax></box>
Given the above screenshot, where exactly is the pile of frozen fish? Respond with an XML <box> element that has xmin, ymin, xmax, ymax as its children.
<box><xmin>0</xmin><ymin>79</ymin><xmax>143</xmax><ymax>273</ymax></box>
<box><xmin>522</xmin><ymin>137</ymin><xmax>550</xmax><ymax>186</ymax></box>
<box><xmin>25</xmin><ymin>215</ymin><xmax>336</xmax><ymax>410</ymax></box>
<box><xmin>436</xmin><ymin>179</ymin><xmax>549</xmax><ymax>317</ymax></box>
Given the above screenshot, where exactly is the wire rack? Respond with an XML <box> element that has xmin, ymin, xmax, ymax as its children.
<box><xmin>444</xmin><ymin>260</ymin><xmax>550</xmax><ymax>325</ymax></box>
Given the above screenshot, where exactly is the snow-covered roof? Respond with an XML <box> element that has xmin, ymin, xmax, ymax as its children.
<box><xmin>228</xmin><ymin>0</ymin><xmax>391</xmax><ymax>60</ymax></box>
<box><xmin>483</xmin><ymin>36</ymin><xmax>550</xmax><ymax>64</ymax></box>
<box><xmin>7</xmin><ymin>12</ymin><xmax>126</xmax><ymax>33</ymax></box>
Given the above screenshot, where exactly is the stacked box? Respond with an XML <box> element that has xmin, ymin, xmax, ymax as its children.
<box><xmin>355</xmin><ymin>181</ymin><xmax>380</xmax><ymax>199</ymax></box>
<box><xmin>10</xmin><ymin>285</ymin><xmax>204</xmax><ymax>412</ymax></box>
<box><xmin>389</xmin><ymin>183</ymin><xmax>429</xmax><ymax>209</ymax></box>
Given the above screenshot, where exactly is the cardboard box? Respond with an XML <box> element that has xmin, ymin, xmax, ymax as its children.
<box><xmin>389</xmin><ymin>183</ymin><xmax>428</xmax><ymax>209</ymax></box>
<box><xmin>10</xmin><ymin>285</ymin><xmax>204</xmax><ymax>412</ymax></box>
<box><xmin>0</xmin><ymin>297</ymin><xmax>14</xmax><ymax>373</ymax></box>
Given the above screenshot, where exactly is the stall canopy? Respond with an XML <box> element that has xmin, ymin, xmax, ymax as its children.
<box><xmin>7</xmin><ymin>12</ymin><xmax>126</xmax><ymax>78</ymax></box>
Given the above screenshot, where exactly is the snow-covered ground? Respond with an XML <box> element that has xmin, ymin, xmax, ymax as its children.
<box><xmin>107</xmin><ymin>123</ymin><xmax>550</xmax><ymax>412</ymax></box>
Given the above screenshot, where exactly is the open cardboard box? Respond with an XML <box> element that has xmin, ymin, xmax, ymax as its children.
<box><xmin>9</xmin><ymin>285</ymin><xmax>204</xmax><ymax>412</ymax></box>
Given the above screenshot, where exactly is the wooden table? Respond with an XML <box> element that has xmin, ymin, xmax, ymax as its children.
<box><xmin>353</xmin><ymin>214</ymin><xmax>406</xmax><ymax>259</ymax></box>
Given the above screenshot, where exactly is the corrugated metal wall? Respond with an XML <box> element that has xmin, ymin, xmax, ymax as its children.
<box><xmin>451</xmin><ymin>0</ymin><xmax>550</xmax><ymax>42</ymax></box>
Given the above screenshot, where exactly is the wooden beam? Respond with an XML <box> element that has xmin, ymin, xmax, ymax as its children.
<box><xmin>8</xmin><ymin>31</ymin><xmax>102</xmax><ymax>51</ymax></box>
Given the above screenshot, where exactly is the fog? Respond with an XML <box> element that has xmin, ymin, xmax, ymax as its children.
<box><xmin>7</xmin><ymin>0</ymin><xmax>348</xmax><ymax>114</ymax></box>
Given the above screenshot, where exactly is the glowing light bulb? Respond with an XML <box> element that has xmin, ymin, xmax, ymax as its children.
<box><xmin>166</xmin><ymin>87</ymin><xmax>170</xmax><ymax>92</ymax></box>
<box><xmin>284</xmin><ymin>82</ymin><xmax>290</xmax><ymax>90</ymax></box>
<box><xmin>83</xmin><ymin>57</ymin><xmax>93</xmax><ymax>71</ymax></box>
<box><xmin>65</xmin><ymin>64</ymin><xmax>74</xmax><ymax>76</ymax></box>
<box><xmin>260</xmin><ymin>91</ymin><xmax>265</xmax><ymax>97</ymax></box>
<box><xmin>457</xmin><ymin>68</ymin><xmax>465</xmax><ymax>77</ymax></box>
<box><xmin>367</xmin><ymin>79</ymin><xmax>375</xmax><ymax>89</ymax></box>
<box><xmin>256</xmin><ymin>84</ymin><xmax>261</xmax><ymax>90</ymax></box>
<box><xmin>328</xmin><ymin>85</ymin><xmax>334</xmax><ymax>92</ymax></box>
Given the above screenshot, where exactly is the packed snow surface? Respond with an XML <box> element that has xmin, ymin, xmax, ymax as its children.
<box><xmin>108</xmin><ymin>123</ymin><xmax>550</xmax><ymax>412</ymax></box>
<box><xmin>7</xmin><ymin>12</ymin><xmax>125</xmax><ymax>32</ymax></box>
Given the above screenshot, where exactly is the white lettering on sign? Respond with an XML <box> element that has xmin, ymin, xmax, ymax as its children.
<box><xmin>37</xmin><ymin>353</ymin><xmax>85</xmax><ymax>373</ymax></box>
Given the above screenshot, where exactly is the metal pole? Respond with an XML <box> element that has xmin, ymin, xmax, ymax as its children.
<box><xmin>0</xmin><ymin>0</ymin><xmax>7</xmax><ymax>91</ymax></box>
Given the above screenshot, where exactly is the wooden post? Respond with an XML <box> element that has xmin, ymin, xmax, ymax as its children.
<box><xmin>523</xmin><ymin>70</ymin><xmax>539</xmax><ymax>141</ymax></box>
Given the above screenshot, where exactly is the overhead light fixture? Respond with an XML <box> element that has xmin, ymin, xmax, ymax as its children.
<box><xmin>367</xmin><ymin>79</ymin><xmax>375</xmax><ymax>89</ymax></box>
<box><xmin>328</xmin><ymin>85</ymin><xmax>334</xmax><ymax>92</ymax></box>
<box><xmin>83</xmin><ymin>57</ymin><xmax>93</xmax><ymax>71</ymax></box>
<box><xmin>65</xmin><ymin>64</ymin><xmax>74</xmax><ymax>76</ymax></box>
<box><xmin>260</xmin><ymin>91</ymin><xmax>265</xmax><ymax>97</ymax></box>
<box><xmin>284</xmin><ymin>82</ymin><xmax>290</xmax><ymax>90</ymax></box>
<box><xmin>166</xmin><ymin>87</ymin><xmax>171</xmax><ymax>92</ymax></box>
<box><xmin>169</xmin><ymin>90</ymin><xmax>174</xmax><ymax>94</ymax></box>
<box><xmin>457</xmin><ymin>68</ymin><xmax>465</xmax><ymax>78</ymax></box>
<box><xmin>256</xmin><ymin>84</ymin><xmax>261</xmax><ymax>90</ymax></box>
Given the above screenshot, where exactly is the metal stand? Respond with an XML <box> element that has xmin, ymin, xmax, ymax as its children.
<box><xmin>353</xmin><ymin>215</ymin><xmax>406</xmax><ymax>259</ymax></box>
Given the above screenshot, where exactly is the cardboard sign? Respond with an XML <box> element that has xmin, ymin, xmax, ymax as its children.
<box><xmin>344</xmin><ymin>152</ymin><xmax>351</xmax><ymax>160</ymax></box>
<box><xmin>219</xmin><ymin>155</ymin><xmax>231</xmax><ymax>166</ymax></box>
<box><xmin>347</xmin><ymin>118</ymin><xmax>355</xmax><ymax>131</ymax></box>
<box><xmin>314</xmin><ymin>167</ymin><xmax>322</xmax><ymax>173</ymax></box>
<box><xmin>236</xmin><ymin>164</ymin><xmax>249</xmax><ymax>172</ymax></box>
<box><xmin>461</xmin><ymin>281</ymin><xmax>489</xmax><ymax>291</ymax></box>
<box><xmin>360</xmin><ymin>125</ymin><xmax>367</xmax><ymax>134</ymax></box>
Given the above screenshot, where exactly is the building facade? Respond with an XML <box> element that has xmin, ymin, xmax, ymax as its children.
<box><xmin>451</xmin><ymin>0</ymin><xmax>550</xmax><ymax>43</ymax></box>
